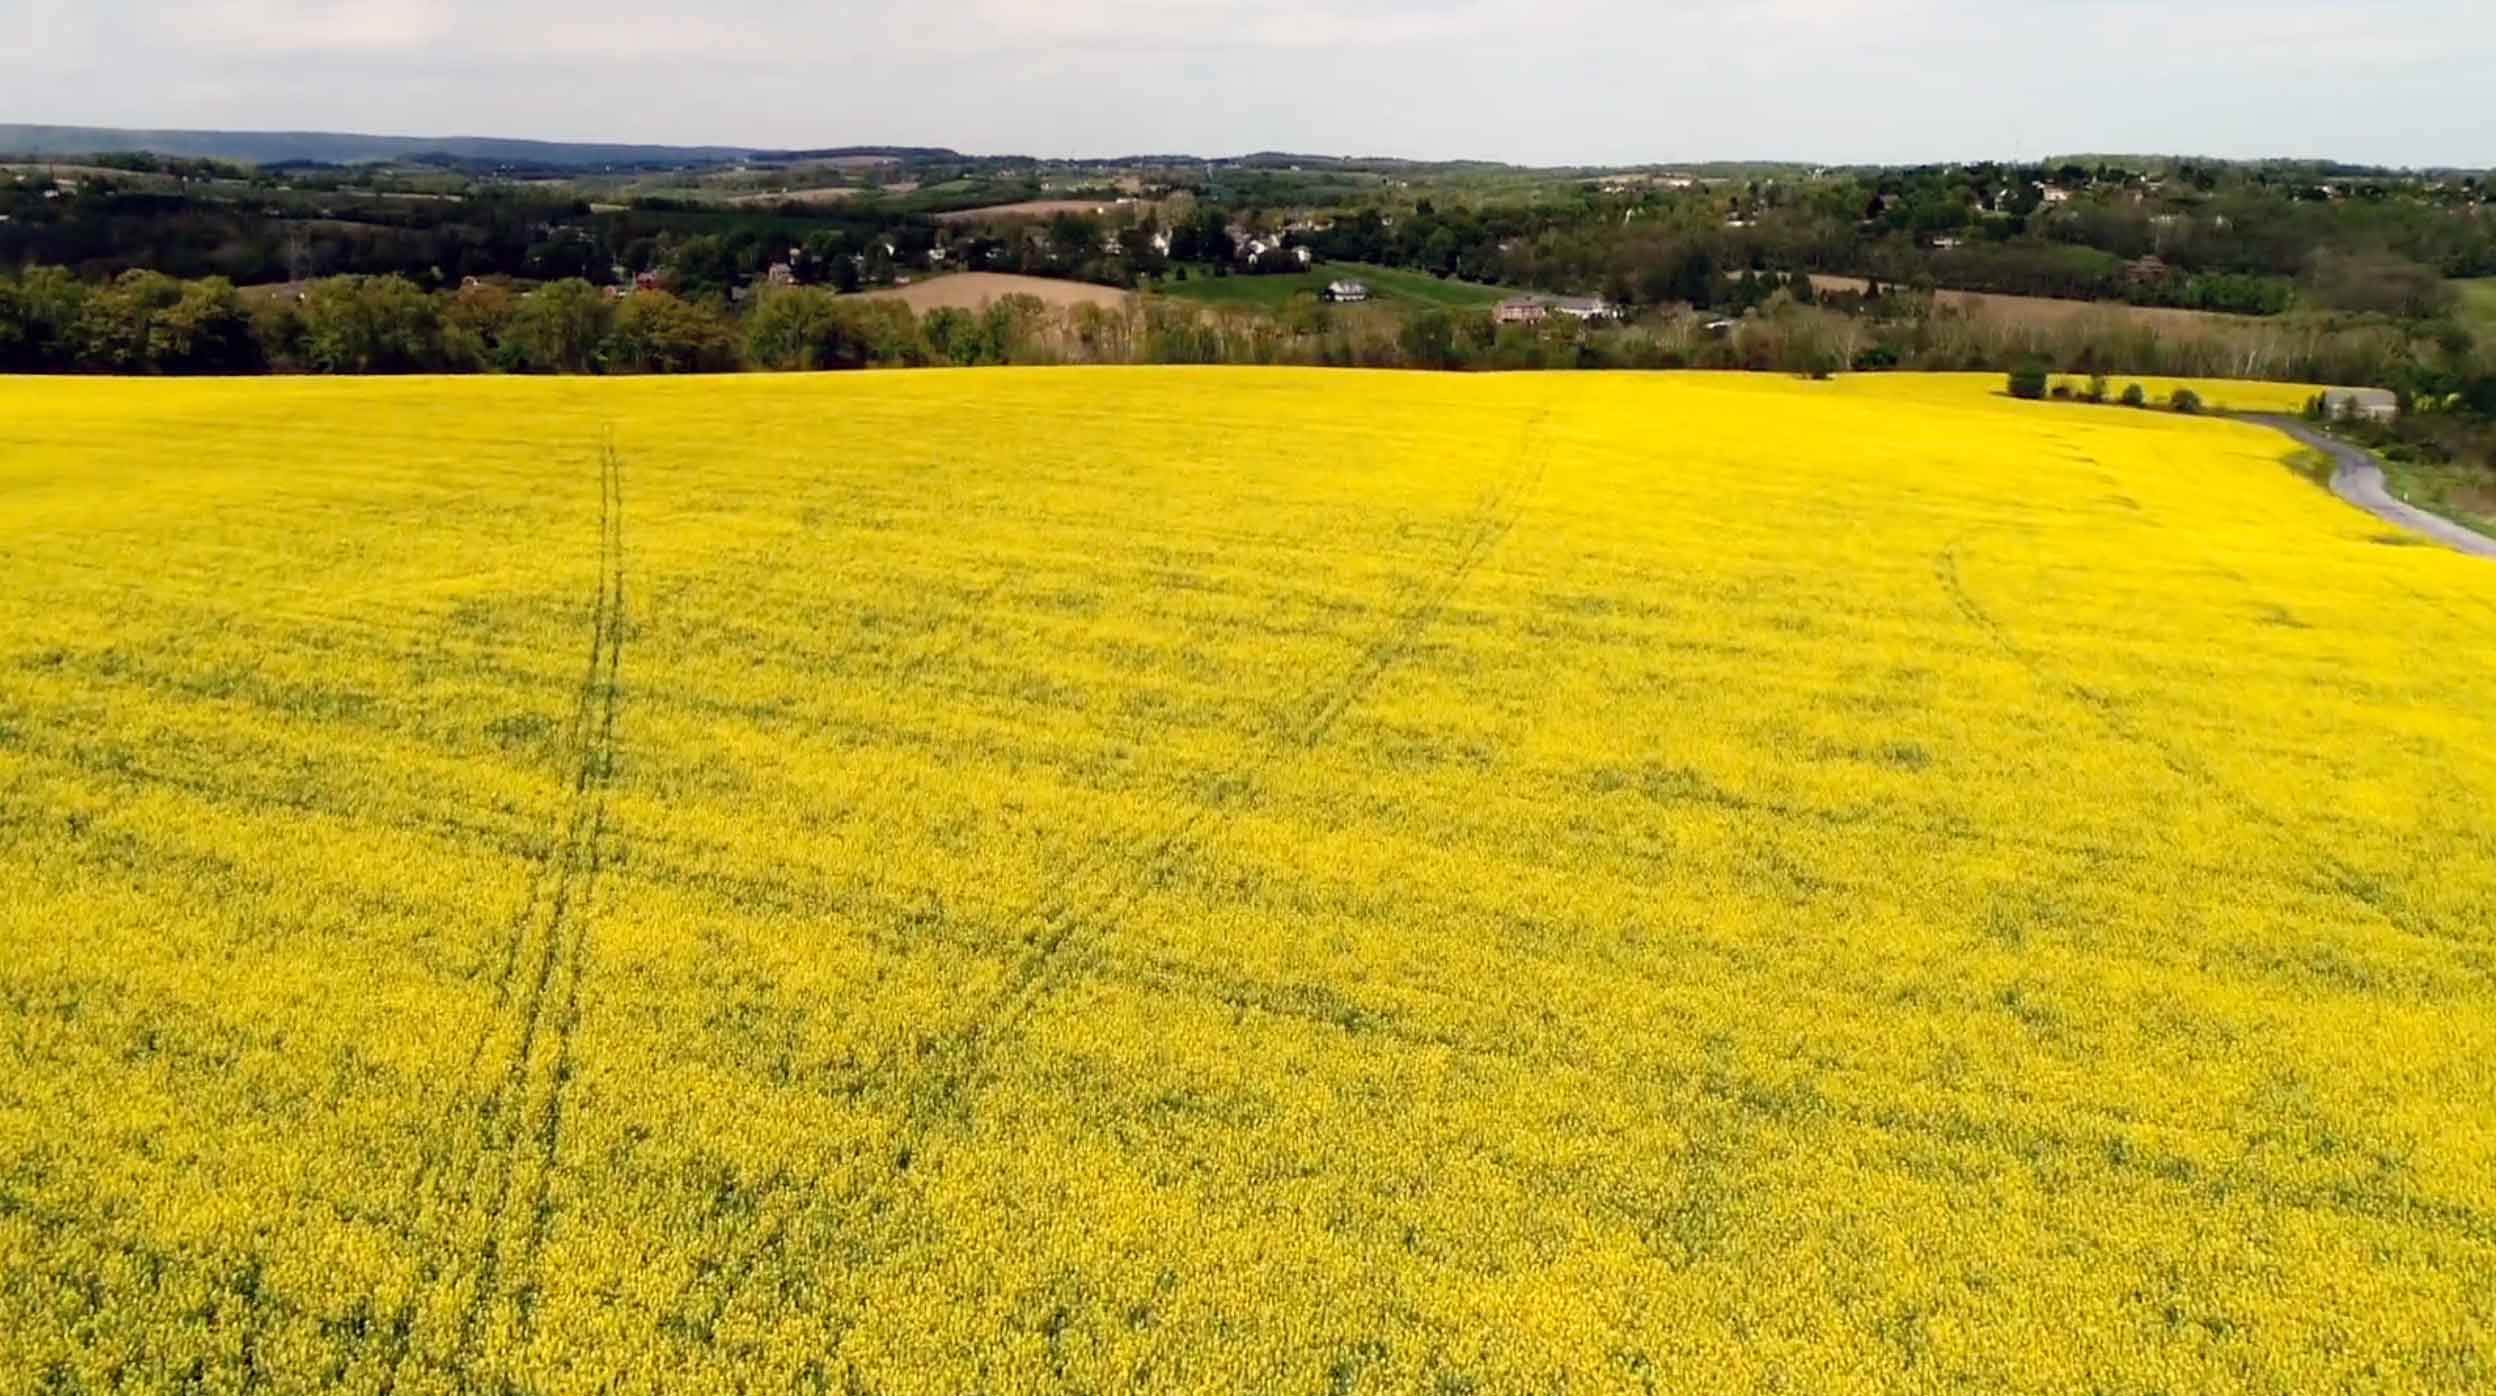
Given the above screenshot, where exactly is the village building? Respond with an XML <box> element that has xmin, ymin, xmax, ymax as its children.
<box><xmin>2323</xmin><ymin>388</ymin><xmax>2400</xmax><ymax>423</ymax></box>
<box><xmin>1494</xmin><ymin>293</ymin><xmax>1618</xmax><ymax>324</ymax></box>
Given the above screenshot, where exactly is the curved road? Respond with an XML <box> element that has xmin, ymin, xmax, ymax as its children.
<box><xmin>2249</xmin><ymin>416</ymin><xmax>2496</xmax><ymax>561</ymax></box>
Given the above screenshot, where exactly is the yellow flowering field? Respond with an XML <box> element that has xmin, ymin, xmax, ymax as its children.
<box><xmin>2</xmin><ymin>368</ymin><xmax>2491</xmax><ymax>1394</ymax></box>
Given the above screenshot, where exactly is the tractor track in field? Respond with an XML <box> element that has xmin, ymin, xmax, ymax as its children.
<box><xmin>372</xmin><ymin>439</ymin><xmax>627</xmax><ymax>1395</ymax></box>
<box><xmin>670</xmin><ymin>409</ymin><xmax>1554</xmax><ymax>1343</ymax></box>
<box><xmin>1936</xmin><ymin>539</ymin><xmax>2455</xmax><ymax>949</ymax></box>
<box><xmin>970</xmin><ymin>410</ymin><xmax>1553</xmax><ymax>1056</ymax></box>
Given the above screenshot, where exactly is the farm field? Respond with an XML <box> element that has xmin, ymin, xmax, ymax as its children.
<box><xmin>1809</xmin><ymin>274</ymin><xmax>2260</xmax><ymax>333</ymax></box>
<box><xmin>932</xmin><ymin>199</ymin><xmax>1155</xmax><ymax>224</ymax></box>
<box><xmin>3</xmin><ymin>369</ymin><xmax>2494</xmax><ymax>1393</ymax></box>
<box><xmin>1155</xmin><ymin>261</ymin><xmax>1508</xmax><ymax>312</ymax></box>
<box><xmin>728</xmin><ymin>182</ymin><xmax>922</xmax><ymax>207</ymax></box>
<box><xmin>855</xmin><ymin>272</ymin><xmax>1133</xmax><ymax>313</ymax></box>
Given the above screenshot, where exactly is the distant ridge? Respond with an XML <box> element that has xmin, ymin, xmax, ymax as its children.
<box><xmin>0</xmin><ymin>123</ymin><xmax>801</xmax><ymax>169</ymax></box>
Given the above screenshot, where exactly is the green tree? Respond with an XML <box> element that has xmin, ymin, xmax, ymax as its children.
<box><xmin>0</xmin><ymin>267</ymin><xmax>92</xmax><ymax>371</ymax></box>
<box><xmin>74</xmin><ymin>271</ymin><xmax>184</xmax><ymax>372</ymax></box>
<box><xmin>668</xmin><ymin>236</ymin><xmax>741</xmax><ymax>299</ymax></box>
<box><xmin>1398</xmin><ymin>309</ymin><xmax>1459</xmax><ymax>370</ymax></box>
<box><xmin>2303</xmin><ymin>252</ymin><xmax>2452</xmax><ymax>320</ymax></box>
<box><xmin>604</xmin><ymin>292</ymin><xmax>741</xmax><ymax>373</ymax></box>
<box><xmin>505</xmin><ymin>279</ymin><xmax>615</xmax><ymax>373</ymax></box>
<box><xmin>981</xmin><ymin>294</ymin><xmax>1049</xmax><ymax>363</ymax></box>
<box><xmin>746</xmin><ymin>289</ymin><xmax>920</xmax><ymax>370</ymax></box>
<box><xmin>150</xmin><ymin>278</ymin><xmax>261</xmax><ymax>374</ymax></box>
<box><xmin>442</xmin><ymin>280</ymin><xmax>520</xmax><ymax>370</ymax></box>
<box><xmin>923</xmin><ymin>306</ymin><xmax>991</xmax><ymax>365</ymax></box>
<box><xmin>746</xmin><ymin>288</ymin><xmax>845</xmax><ymax>370</ymax></box>
<box><xmin>300</xmin><ymin>275</ymin><xmax>445</xmax><ymax>373</ymax></box>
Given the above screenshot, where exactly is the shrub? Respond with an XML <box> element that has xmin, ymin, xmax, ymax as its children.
<box><xmin>2087</xmin><ymin>374</ymin><xmax>2110</xmax><ymax>404</ymax></box>
<box><xmin>2050</xmin><ymin>382</ymin><xmax>2074</xmax><ymax>400</ymax></box>
<box><xmin>2170</xmin><ymin>387</ymin><xmax>2204</xmax><ymax>415</ymax></box>
<box><xmin>2120</xmin><ymin>383</ymin><xmax>2148</xmax><ymax>408</ymax></box>
<box><xmin>2007</xmin><ymin>360</ymin><xmax>2050</xmax><ymax>400</ymax></box>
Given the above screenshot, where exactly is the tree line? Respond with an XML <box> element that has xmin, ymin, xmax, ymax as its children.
<box><xmin>1287</xmin><ymin>166</ymin><xmax>2493</xmax><ymax>319</ymax></box>
<box><xmin>7</xmin><ymin>267</ymin><xmax>2488</xmax><ymax>414</ymax></box>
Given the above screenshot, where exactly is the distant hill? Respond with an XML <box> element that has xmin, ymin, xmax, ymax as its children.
<box><xmin>753</xmin><ymin>146</ymin><xmax>966</xmax><ymax>163</ymax></box>
<box><xmin>0</xmin><ymin>124</ymin><xmax>771</xmax><ymax>169</ymax></box>
<box><xmin>0</xmin><ymin>125</ymin><xmax>1836</xmax><ymax>178</ymax></box>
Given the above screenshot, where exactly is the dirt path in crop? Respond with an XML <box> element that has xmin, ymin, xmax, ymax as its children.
<box><xmin>2249</xmin><ymin>416</ymin><xmax>2496</xmax><ymax>561</ymax></box>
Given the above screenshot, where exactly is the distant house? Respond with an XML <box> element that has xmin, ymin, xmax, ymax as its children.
<box><xmin>2125</xmin><ymin>255</ymin><xmax>2173</xmax><ymax>286</ymax></box>
<box><xmin>2324</xmin><ymin>388</ymin><xmax>2399</xmax><ymax>423</ymax></box>
<box><xmin>1494</xmin><ymin>296</ymin><xmax>1549</xmax><ymax>326</ymax></box>
<box><xmin>1324</xmin><ymin>280</ymin><xmax>1371</xmax><ymax>303</ymax></box>
<box><xmin>1495</xmin><ymin>293</ymin><xmax>1617</xmax><ymax>324</ymax></box>
<box><xmin>766</xmin><ymin>262</ymin><xmax>797</xmax><ymax>288</ymax></box>
<box><xmin>633</xmin><ymin>271</ymin><xmax>662</xmax><ymax>294</ymax></box>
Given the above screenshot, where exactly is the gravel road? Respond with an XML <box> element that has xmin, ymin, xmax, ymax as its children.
<box><xmin>2249</xmin><ymin>415</ymin><xmax>2496</xmax><ymax>561</ymax></box>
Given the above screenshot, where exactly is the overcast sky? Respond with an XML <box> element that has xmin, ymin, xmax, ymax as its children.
<box><xmin>11</xmin><ymin>0</ymin><xmax>2494</xmax><ymax>166</ymax></box>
